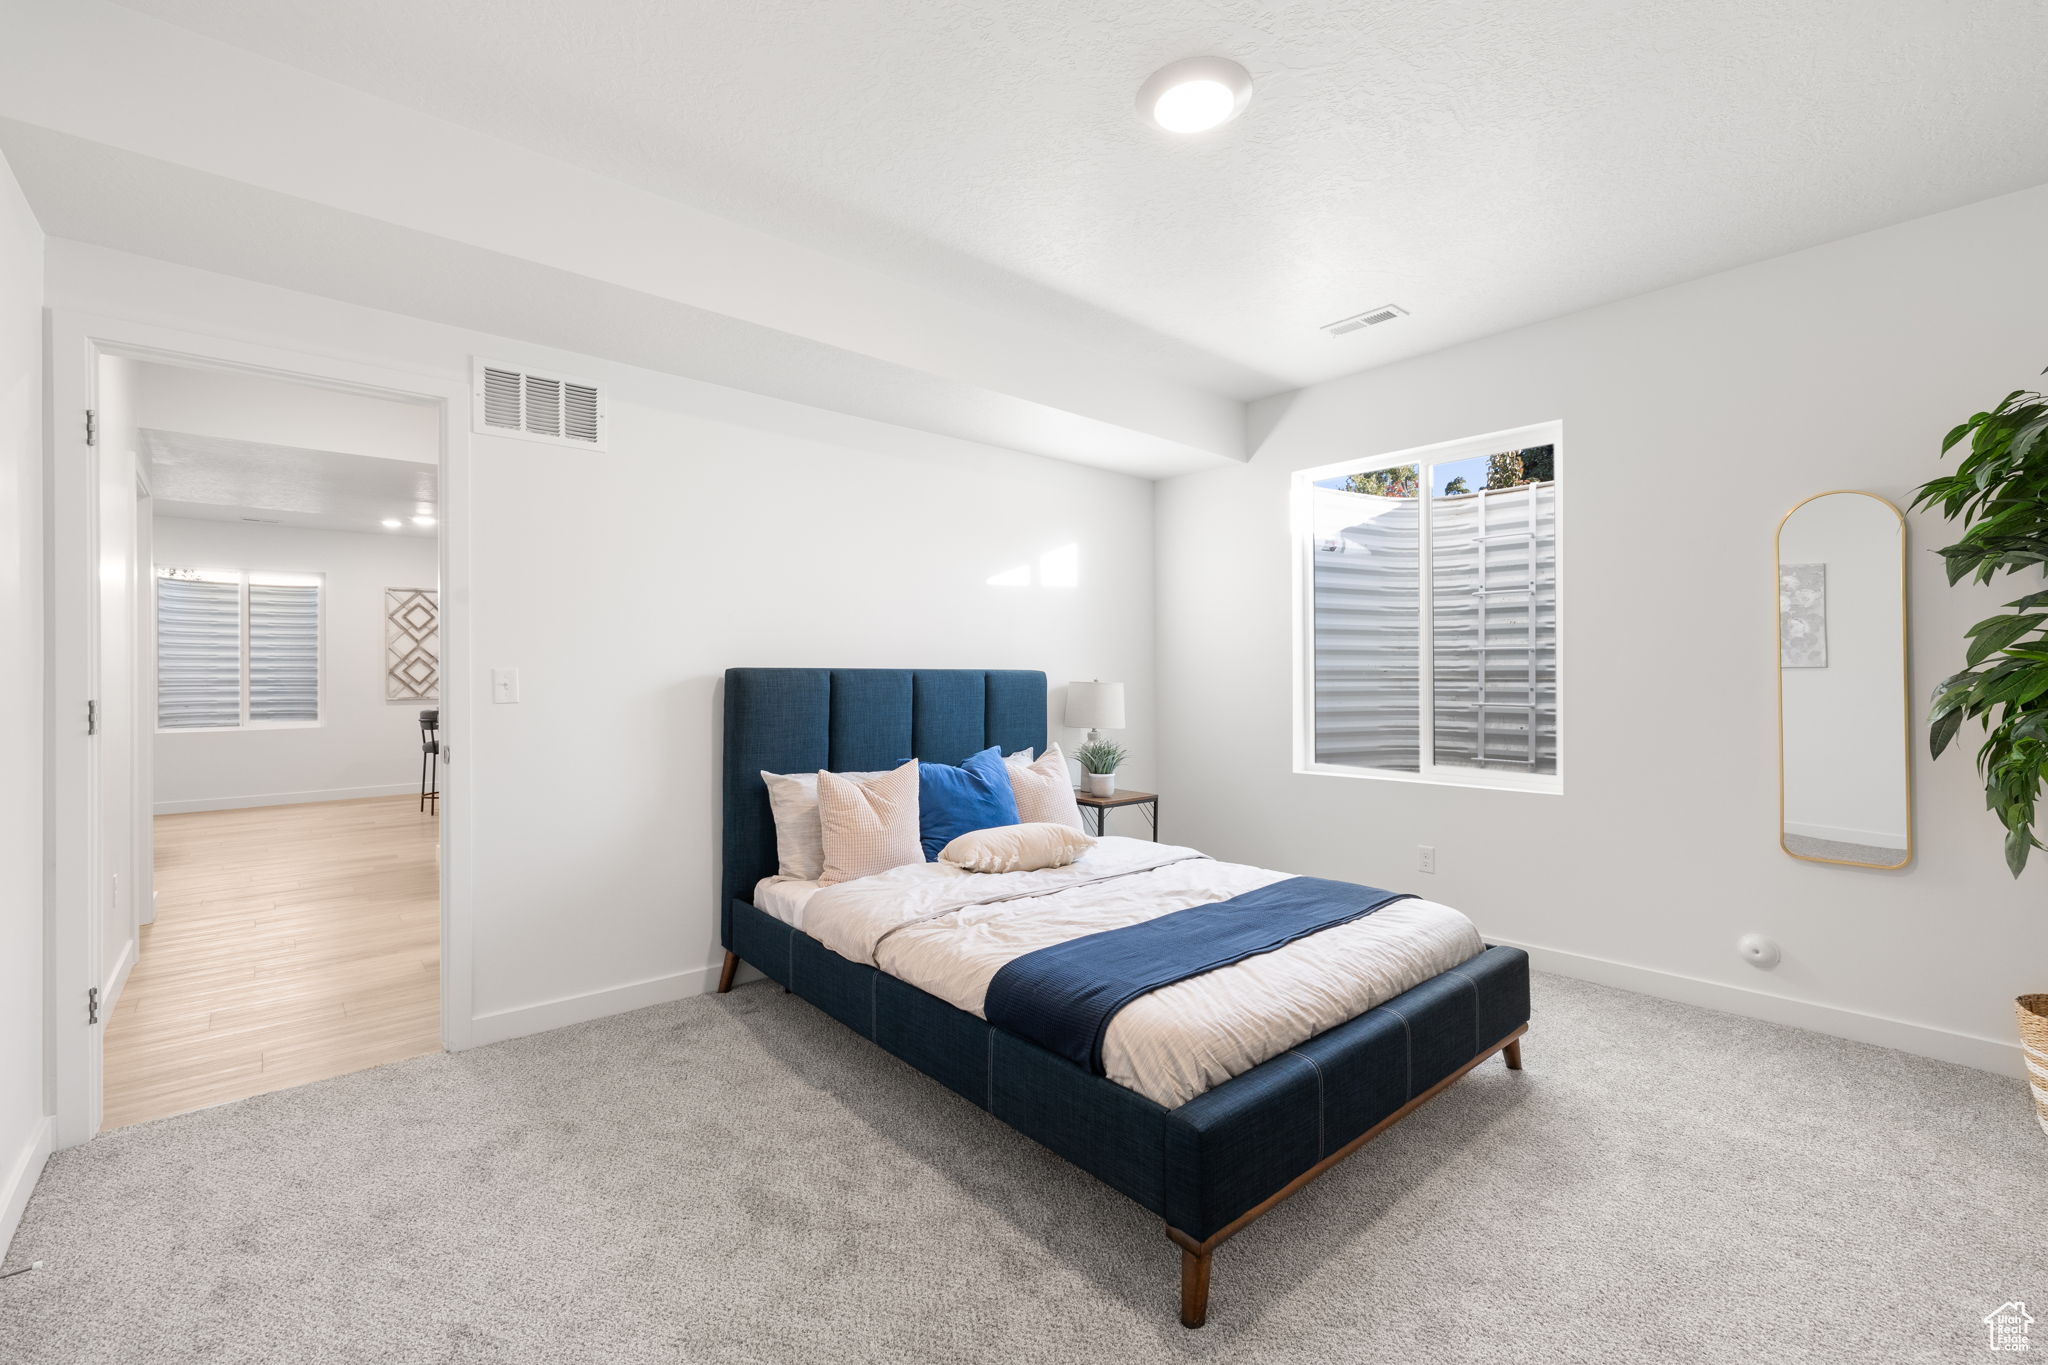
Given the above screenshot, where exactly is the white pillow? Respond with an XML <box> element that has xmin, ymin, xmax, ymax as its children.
<box><xmin>817</xmin><ymin>760</ymin><xmax>923</xmax><ymax>885</ymax></box>
<box><xmin>761</xmin><ymin>768</ymin><xmax>888</xmax><ymax>881</ymax></box>
<box><xmin>939</xmin><ymin>822</ymin><xmax>1095</xmax><ymax>874</ymax></box>
<box><xmin>1005</xmin><ymin>744</ymin><xmax>1086</xmax><ymax>831</ymax></box>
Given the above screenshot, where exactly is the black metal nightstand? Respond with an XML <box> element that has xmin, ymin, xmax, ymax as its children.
<box><xmin>1074</xmin><ymin>788</ymin><xmax>1158</xmax><ymax>841</ymax></box>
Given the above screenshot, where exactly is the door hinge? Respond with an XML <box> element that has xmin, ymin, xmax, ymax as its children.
<box><xmin>438</xmin><ymin>743</ymin><xmax>450</xmax><ymax>765</ymax></box>
<box><xmin>87</xmin><ymin>986</ymin><xmax>100</xmax><ymax>1025</ymax></box>
<box><xmin>86</xmin><ymin>699</ymin><xmax>98</xmax><ymax>735</ymax></box>
<box><xmin>85</xmin><ymin>408</ymin><xmax>97</xmax><ymax>447</ymax></box>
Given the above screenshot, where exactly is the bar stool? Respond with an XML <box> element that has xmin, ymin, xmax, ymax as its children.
<box><xmin>419</xmin><ymin>709</ymin><xmax>440</xmax><ymax>814</ymax></box>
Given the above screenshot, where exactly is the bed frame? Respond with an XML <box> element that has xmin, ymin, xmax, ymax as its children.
<box><xmin>718</xmin><ymin>668</ymin><xmax>1529</xmax><ymax>1327</ymax></box>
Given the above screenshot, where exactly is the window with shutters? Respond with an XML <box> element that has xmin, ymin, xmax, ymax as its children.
<box><xmin>156</xmin><ymin>569</ymin><xmax>323</xmax><ymax>730</ymax></box>
<box><xmin>1293</xmin><ymin>422</ymin><xmax>1561</xmax><ymax>794</ymax></box>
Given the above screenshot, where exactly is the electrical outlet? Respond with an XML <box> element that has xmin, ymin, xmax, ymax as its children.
<box><xmin>1418</xmin><ymin>845</ymin><xmax>1436</xmax><ymax>874</ymax></box>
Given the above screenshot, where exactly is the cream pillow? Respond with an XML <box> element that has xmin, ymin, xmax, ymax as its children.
<box><xmin>762</xmin><ymin>768</ymin><xmax>886</xmax><ymax>881</ymax></box>
<box><xmin>1005</xmin><ymin>744</ymin><xmax>1086</xmax><ymax>831</ymax></box>
<box><xmin>939</xmin><ymin>822</ymin><xmax>1095</xmax><ymax>874</ymax></box>
<box><xmin>817</xmin><ymin>760</ymin><xmax>923</xmax><ymax>885</ymax></box>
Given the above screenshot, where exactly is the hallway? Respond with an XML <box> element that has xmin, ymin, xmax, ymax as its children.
<box><xmin>102</xmin><ymin>796</ymin><xmax>440</xmax><ymax>1131</ymax></box>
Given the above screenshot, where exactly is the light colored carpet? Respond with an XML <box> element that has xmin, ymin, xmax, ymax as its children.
<box><xmin>2</xmin><ymin>972</ymin><xmax>2041</xmax><ymax>1364</ymax></box>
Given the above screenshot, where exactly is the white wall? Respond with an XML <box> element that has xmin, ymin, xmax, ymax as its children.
<box><xmin>151</xmin><ymin>517</ymin><xmax>440</xmax><ymax>812</ymax></box>
<box><xmin>1780</xmin><ymin>495</ymin><xmax>1909</xmax><ymax>848</ymax></box>
<box><xmin>1157</xmin><ymin>182</ymin><xmax>2048</xmax><ymax>1074</ymax></box>
<box><xmin>0</xmin><ymin>148</ymin><xmax>48</xmax><ymax>1254</ymax></box>
<box><xmin>132</xmin><ymin>361</ymin><xmax>438</xmax><ymax>463</ymax></box>
<box><xmin>48</xmin><ymin>241</ymin><xmax>1157</xmax><ymax>1044</ymax></box>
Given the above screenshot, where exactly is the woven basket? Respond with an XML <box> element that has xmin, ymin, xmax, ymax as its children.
<box><xmin>2019</xmin><ymin>995</ymin><xmax>2048</xmax><ymax>1136</ymax></box>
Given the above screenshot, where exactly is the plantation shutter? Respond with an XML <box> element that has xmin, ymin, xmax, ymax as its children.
<box><xmin>1311</xmin><ymin>480</ymin><xmax>1558</xmax><ymax>776</ymax></box>
<box><xmin>156</xmin><ymin>575</ymin><xmax>242</xmax><ymax>729</ymax></box>
<box><xmin>1311</xmin><ymin>496</ymin><xmax>1422</xmax><ymax>771</ymax></box>
<box><xmin>1428</xmin><ymin>482</ymin><xmax>1558</xmax><ymax>773</ymax></box>
<box><xmin>248</xmin><ymin>581</ymin><xmax>320</xmax><ymax>722</ymax></box>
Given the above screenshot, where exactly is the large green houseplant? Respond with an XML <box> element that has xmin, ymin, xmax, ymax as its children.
<box><xmin>1913</xmin><ymin>375</ymin><xmax>2048</xmax><ymax>877</ymax></box>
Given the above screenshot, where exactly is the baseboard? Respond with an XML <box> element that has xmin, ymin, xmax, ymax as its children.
<box><xmin>1491</xmin><ymin>935</ymin><xmax>2022</xmax><ymax>1077</ymax></box>
<box><xmin>459</xmin><ymin>940</ymin><xmax>2022</xmax><ymax>1078</ymax></box>
<box><xmin>154</xmin><ymin>783</ymin><xmax>417</xmax><ymax>815</ymax></box>
<box><xmin>0</xmin><ymin>1116</ymin><xmax>53</xmax><ymax>1261</ymax></box>
<box><xmin>465</xmin><ymin>962</ymin><xmax>724</xmax><ymax>1049</ymax></box>
<box><xmin>103</xmin><ymin>935</ymin><xmax>136</xmax><ymax>1020</ymax></box>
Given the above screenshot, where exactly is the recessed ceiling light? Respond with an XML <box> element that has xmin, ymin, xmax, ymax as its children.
<box><xmin>411</xmin><ymin>514</ymin><xmax>437</xmax><ymax>527</ymax></box>
<box><xmin>1137</xmin><ymin>57</ymin><xmax>1252</xmax><ymax>133</ymax></box>
<box><xmin>381</xmin><ymin>518</ymin><xmax>403</xmax><ymax>529</ymax></box>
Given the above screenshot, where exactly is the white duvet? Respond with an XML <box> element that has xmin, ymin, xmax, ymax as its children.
<box><xmin>800</xmin><ymin>837</ymin><xmax>1485</xmax><ymax>1108</ymax></box>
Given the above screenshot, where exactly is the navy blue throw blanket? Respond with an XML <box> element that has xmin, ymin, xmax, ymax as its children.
<box><xmin>984</xmin><ymin>876</ymin><xmax>1413</xmax><ymax>1077</ymax></box>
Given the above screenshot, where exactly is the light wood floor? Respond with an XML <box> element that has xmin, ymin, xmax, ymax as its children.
<box><xmin>102</xmin><ymin>795</ymin><xmax>441</xmax><ymax>1131</ymax></box>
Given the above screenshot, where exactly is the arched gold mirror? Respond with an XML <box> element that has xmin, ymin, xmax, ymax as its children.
<box><xmin>1776</xmin><ymin>491</ymin><xmax>1910</xmax><ymax>868</ymax></box>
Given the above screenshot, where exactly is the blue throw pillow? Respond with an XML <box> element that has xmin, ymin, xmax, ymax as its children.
<box><xmin>917</xmin><ymin>746</ymin><xmax>1022</xmax><ymax>860</ymax></box>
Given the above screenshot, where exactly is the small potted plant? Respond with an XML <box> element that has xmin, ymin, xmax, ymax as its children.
<box><xmin>1076</xmin><ymin>740</ymin><xmax>1127</xmax><ymax>797</ymax></box>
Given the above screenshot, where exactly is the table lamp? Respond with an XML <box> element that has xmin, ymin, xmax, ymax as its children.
<box><xmin>1063</xmin><ymin>680</ymin><xmax>1125</xmax><ymax>745</ymax></box>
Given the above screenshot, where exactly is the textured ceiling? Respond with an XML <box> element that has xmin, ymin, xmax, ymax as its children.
<box><xmin>106</xmin><ymin>1</ymin><xmax>2048</xmax><ymax>391</ymax></box>
<box><xmin>143</xmin><ymin>430</ymin><xmax>438</xmax><ymax>536</ymax></box>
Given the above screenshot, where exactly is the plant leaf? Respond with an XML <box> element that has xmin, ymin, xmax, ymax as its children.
<box><xmin>2013</xmin><ymin>415</ymin><xmax>2048</xmax><ymax>462</ymax></box>
<box><xmin>1930</xmin><ymin>706</ymin><xmax>1965</xmax><ymax>759</ymax></box>
<box><xmin>1966</xmin><ymin>614</ymin><xmax>2046</xmax><ymax>667</ymax></box>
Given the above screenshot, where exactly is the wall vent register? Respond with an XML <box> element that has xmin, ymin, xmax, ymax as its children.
<box><xmin>472</xmin><ymin>358</ymin><xmax>607</xmax><ymax>450</ymax></box>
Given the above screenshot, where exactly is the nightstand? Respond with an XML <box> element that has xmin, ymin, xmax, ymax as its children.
<box><xmin>1074</xmin><ymin>788</ymin><xmax>1158</xmax><ymax>841</ymax></box>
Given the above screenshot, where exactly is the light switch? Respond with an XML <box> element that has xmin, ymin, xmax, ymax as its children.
<box><xmin>492</xmin><ymin>667</ymin><xmax>521</xmax><ymax>704</ymax></box>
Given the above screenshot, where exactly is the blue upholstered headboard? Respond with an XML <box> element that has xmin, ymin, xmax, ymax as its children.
<box><xmin>720</xmin><ymin>668</ymin><xmax>1048</xmax><ymax>941</ymax></box>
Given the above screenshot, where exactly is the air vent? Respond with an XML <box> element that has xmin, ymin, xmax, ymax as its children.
<box><xmin>1322</xmin><ymin>304</ymin><xmax>1408</xmax><ymax>337</ymax></box>
<box><xmin>472</xmin><ymin>359</ymin><xmax>608</xmax><ymax>450</ymax></box>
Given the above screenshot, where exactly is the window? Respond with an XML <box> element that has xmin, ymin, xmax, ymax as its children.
<box><xmin>156</xmin><ymin>569</ymin><xmax>322</xmax><ymax>729</ymax></box>
<box><xmin>1294</xmin><ymin>422</ymin><xmax>1561</xmax><ymax>793</ymax></box>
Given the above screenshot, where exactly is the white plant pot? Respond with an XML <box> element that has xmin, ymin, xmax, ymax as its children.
<box><xmin>1084</xmin><ymin>772</ymin><xmax>1117</xmax><ymax>797</ymax></box>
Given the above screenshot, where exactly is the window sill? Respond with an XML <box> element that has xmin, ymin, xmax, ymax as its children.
<box><xmin>1294</xmin><ymin>760</ymin><xmax>1563</xmax><ymax>796</ymax></box>
<box><xmin>157</xmin><ymin>721</ymin><xmax>325</xmax><ymax>734</ymax></box>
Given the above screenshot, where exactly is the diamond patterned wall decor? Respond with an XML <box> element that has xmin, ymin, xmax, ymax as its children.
<box><xmin>385</xmin><ymin>587</ymin><xmax>440</xmax><ymax>701</ymax></box>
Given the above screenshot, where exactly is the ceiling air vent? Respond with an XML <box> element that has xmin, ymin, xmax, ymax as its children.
<box><xmin>1322</xmin><ymin>304</ymin><xmax>1408</xmax><ymax>337</ymax></box>
<box><xmin>472</xmin><ymin>358</ymin><xmax>608</xmax><ymax>451</ymax></box>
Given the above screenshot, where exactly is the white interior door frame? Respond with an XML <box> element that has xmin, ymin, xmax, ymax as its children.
<box><xmin>46</xmin><ymin>310</ymin><xmax>475</xmax><ymax>1149</ymax></box>
<box><xmin>133</xmin><ymin>469</ymin><xmax>154</xmax><ymax>930</ymax></box>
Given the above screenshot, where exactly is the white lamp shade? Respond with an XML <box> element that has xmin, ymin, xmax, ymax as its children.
<box><xmin>1064</xmin><ymin>681</ymin><xmax>1126</xmax><ymax>731</ymax></box>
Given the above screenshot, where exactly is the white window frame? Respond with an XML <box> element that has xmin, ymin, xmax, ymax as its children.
<box><xmin>154</xmin><ymin>567</ymin><xmax>326</xmax><ymax>733</ymax></box>
<box><xmin>1291</xmin><ymin>420</ymin><xmax>1564</xmax><ymax>795</ymax></box>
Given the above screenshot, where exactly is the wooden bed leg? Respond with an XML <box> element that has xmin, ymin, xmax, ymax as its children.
<box><xmin>1179</xmin><ymin>1245</ymin><xmax>1212</xmax><ymax>1329</ymax></box>
<box><xmin>716</xmin><ymin>951</ymin><xmax>739</xmax><ymax>994</ymax></box>
<box><xmin>1503</xmin><ymin>1038</ymin><xmax>1522</xmax><ymax>1071</ymax></box>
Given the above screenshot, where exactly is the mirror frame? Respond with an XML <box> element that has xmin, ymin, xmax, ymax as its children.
<box><xmin>1774</xmin><ymin>490</ymin><xmax>1912</xmax><ymax>870</ymax></box>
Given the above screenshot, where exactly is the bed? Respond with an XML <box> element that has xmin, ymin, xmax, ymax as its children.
<box><xmin>718</xmin><ymin>667</ymin><xmax>1530</xmax><ymax>1327</ymax></box>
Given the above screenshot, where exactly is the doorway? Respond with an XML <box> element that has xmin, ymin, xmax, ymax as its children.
<box><xmin>47</xmin><ymin>315</ymin><xmax>471</xmax><ymax>1145</ymax></box>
